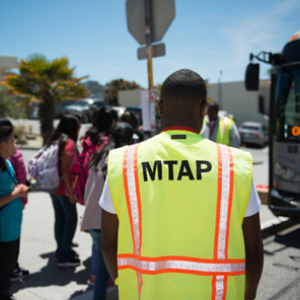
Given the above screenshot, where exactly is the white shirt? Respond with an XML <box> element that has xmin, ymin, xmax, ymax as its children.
<box><xmin>99</xmin><ymin>177</ymin><xmax>262</xmax><ymax>218</ymax></box>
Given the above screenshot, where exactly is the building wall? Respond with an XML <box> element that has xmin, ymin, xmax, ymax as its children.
<box><xmin>118</xmin><ymin>80</ymin><xmax>271</xmax><ymax>127</ymax></box>
<box><xmin>0</xmin><ymin>55</ymin><xmax>18</xmax><ymax>92</ymax></box>
<box><xmin>118</xmin><ymin>89</ymin><xmax>144</xmax><ymax>107</ymax></box>
<box><xmin>207</xmin><ymin>80</ymin><xmax>270</xmax><ymax>127</ymax></box>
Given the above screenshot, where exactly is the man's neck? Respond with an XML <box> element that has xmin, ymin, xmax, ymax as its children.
<box><xmin>161</xmin><ymin>121</ymin><xmax>202</xmax><ymax>133</ymax></box>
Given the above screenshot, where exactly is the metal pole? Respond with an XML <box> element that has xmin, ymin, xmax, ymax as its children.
<box><xmin>145</xmin><ymin>0</ymin><xmax>153</xmax><ymax>90</ymax></box>
<box><xmin>218</xmin><ymin>70</ymin><xmax>223</xmax><ymax>108</ymax></box>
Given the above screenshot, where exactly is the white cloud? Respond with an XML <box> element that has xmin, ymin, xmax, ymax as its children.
<box><xmin>220</xmin><ymin>0</ymin><xmax>300</xmax><ymax>71</ymax></box>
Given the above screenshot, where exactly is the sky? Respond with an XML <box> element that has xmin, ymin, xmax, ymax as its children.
<box><xmin>1</xmin><ymin>0</ymin><xmax>300</xmax><ymax>88</ymax></box>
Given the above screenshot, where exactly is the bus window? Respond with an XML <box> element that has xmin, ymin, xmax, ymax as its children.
<box><xmin>275</xmin><ymin>66</ymin><xmax>300</xmax><ymax>141</ymax></box>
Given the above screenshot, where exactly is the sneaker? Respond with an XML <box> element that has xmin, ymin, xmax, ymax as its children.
<box><xmin>55</xmin><ymin>250</ymin><xmax>79</xmax><ymax>262</ymax></box>
<box><xmin>56</xmin><ymin>258</ymin><xmax>81</xmax><ymax>268</ymax></box>
<box><xmin>11</xmin><ymin>266</ymin><xmax>30</xmax><ymax>282</ymax></box>
<box><xmin>87</xmin><ymin>275</ymin><xmax>95</xmax><ymax>286</ymax></box>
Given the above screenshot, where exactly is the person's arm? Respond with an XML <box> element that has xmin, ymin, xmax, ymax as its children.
<box><xmin>229</xmin><ymin>122</ymin><xmax>241</xmax><ymax>148</ymax></box>
<box><xmin>101</xmin><ymin>209</ymin><xmax>119</xmax><ymax>281</ymax></box>
<box><xmin>0</xmin><ymin>184</ymin><xmax>29</xmax><ymax>207</ymax></box>
<box><xmin>14</xmin><ymin>149</ymin><xmax>28</xmax><ymax>206</ymax></box>
<box><xmin>242</xmin><ymin>212</ymin><xmax>264</xmax><ymax>300</ymax></box>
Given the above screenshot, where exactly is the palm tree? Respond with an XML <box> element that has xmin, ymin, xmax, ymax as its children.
<box><xmin>1</xmin><ymin>54</ymin><xmax>88</xmax><ymax>144</ymax></box>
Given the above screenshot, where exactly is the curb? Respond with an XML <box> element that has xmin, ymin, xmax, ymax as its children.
<box><xmin>261</xmin><ymin>218</ymin><xmax>299</xmax><ymax>239</ymax></box>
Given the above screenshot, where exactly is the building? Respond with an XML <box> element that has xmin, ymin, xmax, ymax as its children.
<box><xmin>118</xmin><ymin>80</ymin><xmax>270</xmax><ymax>127</ymax></box>
<box><xmin>0</xmin><ymin>55</ymin><xmax>18</xmax><ymax>91</ymax></box>
<box><xmin>207</xmin><ymin>79</ymin><xmax>270</xmax><ymax>127</ymax></box>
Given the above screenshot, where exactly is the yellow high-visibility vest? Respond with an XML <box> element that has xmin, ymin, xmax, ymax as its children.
<box><xmin>217</xmin><ymin>117</ymin><xmax>233</xmax><ymax>146</ymax></box>
<box><xmin>107</xmin><ymin>128</ymin><xmax>252</xmax><ymax>300</ymax></box>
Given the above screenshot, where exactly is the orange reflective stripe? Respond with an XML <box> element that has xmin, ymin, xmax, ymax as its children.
<box><xmin>133</xmin><ymin>144</ymin><xmax>142</xmax><ymax>255</ymax></box>
<box><xmin>213</xmin><ymin>144</ymin><xmax>234</xmax><ymax>300</ymax></box>
<box><xmin>212</xmin><ymin>276</ymin><xmax>217</xmax><ymax>300</ymax></box>
<box><xmin>124</xmin><ymin>144</ymin><xmax>143</xmax><ymax>299</ymax></box>
<box><xmin>123</xmin><ymin>146</ymin><xmax>135</xmax><ymax>251</ymax></box>
<box><xmin>117</xmin><ymin>253</ymin><xmax>245</xmax><ymax>265</ymax></box>
<box><xmin>224</xmin><ymin>148</ymin><xmax>234</xmax><ymax>259</ymax></box>
<box><xmin>214</xmin><ymin>144</ymin><xmax>223</xmax><ymax>259</ymax></box>
<box><xmin>117</xmin><ymin>256</ymin><xmax>245</xmax><ymax>276</ymax></box>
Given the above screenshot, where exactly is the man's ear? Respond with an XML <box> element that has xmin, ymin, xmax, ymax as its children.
<box><xmin>158</xmin><ymin>98</ymin><xmax>163</xmax><ymax>116</ymax></box>
<box><xmin>200</xmin><ymin>102</ymin><xmax>207</xmax><ymax>119</ymax></box>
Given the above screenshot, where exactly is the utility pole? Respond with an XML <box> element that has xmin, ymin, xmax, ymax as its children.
<box><xmin>145</xmin><ymin>0</ymin><xmax>153</xmax><ymax>91</ymax></box>
<box><xmin>218</xmin><ymin>70</ymin><xmax>223</xmax><ymax>108</ymax></box>
<box><xmin>144</xmin><ymin>0</ymin><xmax>155</xmax><ymax>130</ymax></box>
<box><xmin>126</xmin><ymin>0</ymin><xmax>175</xmax><ymax>131</ymax></box>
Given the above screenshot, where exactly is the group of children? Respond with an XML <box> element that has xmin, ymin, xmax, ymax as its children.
<box><xmin>0</xmin><ymin>107</ymin><xmax>142</xmax><ymax>300</ymax></box>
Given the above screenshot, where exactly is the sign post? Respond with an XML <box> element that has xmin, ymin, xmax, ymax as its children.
<box><xmin>126</xmin><ymin>0</ymin><xmax>175</xmax><ymax>131</ymax></box>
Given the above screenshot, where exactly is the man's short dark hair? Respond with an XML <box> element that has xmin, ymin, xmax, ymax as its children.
<box><xmin>0</xmin><ymin>118</ymin><xmax>14</xmax><ymax>143</ymax></box>
<box><xmin>160</xmin><ymin>69</ymin><xmax>207</xmax><ymax>105</ymax></box>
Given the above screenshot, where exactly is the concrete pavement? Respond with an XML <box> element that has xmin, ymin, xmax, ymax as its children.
<box><xmin>8</xmin><ymin>129</ymin><xmax>291</xmax><ymax>300</ymax></box>
<box><xmin>10</xmin><ymin>192</ymin><xmax>118</xmax><ymax>300</ymax></box>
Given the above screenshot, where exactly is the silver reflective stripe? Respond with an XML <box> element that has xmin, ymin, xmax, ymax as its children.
<box><xmin>126</xmin><ymin>144</ymin><xmax>140</xmax><ymax>255</ymax></box>
<box><xmin>118</xmin><ymin>257</ymin><xmax>245</xmax><ymax>273</ymax></box>
<box><xmin>221</xmin><ymin>117</ymin><xmax>228</xmax><ymax>138</ymax></box>
<box><xmin>125</xmin><ymin>144</ymin><xmax>143</xmax><ymax>299</ymax></box>
<box><xmin>218</xmin><ymin>145</ymin><xmax>231</xmax><ymax>260</ymax></box>
<box><xmin>215</xmin><ymin>275</ymin><xmax>225</xmax><ymax>300</ymax></box>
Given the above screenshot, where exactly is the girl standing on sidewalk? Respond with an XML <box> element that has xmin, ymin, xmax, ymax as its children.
<box><xmin>81</xmin><ymin>122</ymin><xmax>133</xmax><ymax>300</ymax></box>
<box><xmin>48</xmin><ymin>114</ymin><xmax>80</xmax><ymax>268</ymax></box>
<box><xmin>0</xmin><ymin>119</ymin><xmax>29</xmax><ymax>300</ymax></box>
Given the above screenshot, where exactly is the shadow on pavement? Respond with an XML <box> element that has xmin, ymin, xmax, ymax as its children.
<box><xmin>10</xmin><ymin>251</ymin><xmax>92</xmax><ymax>295</ymax></box>
<box><xmin>263</xmin><ymin>227</ymin><xmax>300</xmax><ymax>257</ymax></box>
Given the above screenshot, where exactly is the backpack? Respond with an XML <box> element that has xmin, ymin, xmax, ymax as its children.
<box><xmin>71</xmin><ymin>136</ymin><xmax>109</xmax><ymax>205</ymax></box>
<box><xmin>28</xmin><ymin>144</ymin><xmax>61</xmax><ymax>193</ymax></box>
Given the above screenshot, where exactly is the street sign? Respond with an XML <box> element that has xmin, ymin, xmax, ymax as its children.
<box><xmin>126</xmin><ymin>0</ymin><xmax>175</xmax><ymax>45</ymax></box>
<box><xmin>126</xmin><ymin>0</ymin><xmax>146</xmax><ymax>45</ymax></box>
<box><xmin>137</xmin><ymin>43</ymin><xmax>166</xmax><ymax>60</ymax></box>
<box><xmin>150</xmin><ymin>0</ymin><xmax>175</xmax><ymax>43</ymax></box>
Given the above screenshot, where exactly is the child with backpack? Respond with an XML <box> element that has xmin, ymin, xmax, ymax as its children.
<box><xmin>47</xmin><ymin>114</ymin><xmax>80</xmax><ymax>268</ymax></box>
<box><xmin>70</xmin><ymin>107</ymin><xmax>114</xmax><ymax>286</ymax></box>
<box><xmin>0</xmin><ymin>119</ymin><xmax>29</xmax><ymax>300</ymax></box>
<box><xmin>81</xmin><ymin>122</ymin><xmax>134</xmax><ymax>300</ymax></box>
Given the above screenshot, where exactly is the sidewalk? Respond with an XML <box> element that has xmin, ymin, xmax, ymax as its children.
<box><xmin>11</xmin><ymin>192</ymin><xmax>118</xmax><ymax>300</ymax></box>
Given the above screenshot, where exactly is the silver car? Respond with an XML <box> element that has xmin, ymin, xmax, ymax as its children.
<box><xmin>239</xmin><ymin>122</ymin><xmax>268</xmax><ymax>147</ymax></box>
<box><xmin>64</xmin><ymin>98</ymin><xmax>104</xmax><ymax>123</ymax></box>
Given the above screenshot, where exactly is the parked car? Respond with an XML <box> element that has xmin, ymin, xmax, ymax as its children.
<box><xmin>63</xmin><ymin>98</ymin><xmax>104</xmax><ymax>123</ymax></box>
<box><xmin>239</xmin><ymin>122</ymin><xmax>268</xmax><ymax>147</ymax></box>
<box><xmin>29</xmin><ymin>100</ymin><xmax>75</xmax><ymax>119</ymax></box>
<box><xmin>125</xmin><ymin>105</ymin><xmax>142</xmax><ymax>125</ymax></box>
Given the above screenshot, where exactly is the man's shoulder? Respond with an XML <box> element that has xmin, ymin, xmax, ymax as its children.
<box><xmin>229</xmin><ymin>146</ymin><xmax>253</xmax><ymax>162</ymax></box>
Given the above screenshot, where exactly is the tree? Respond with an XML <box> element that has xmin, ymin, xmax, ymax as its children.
<box><xmin>82</xmin><ymin>80</ymin><xmax>104</xmax><ymax>97</ymax></box>
<box><xmin>104</xmin><ymin>79</ymin><xmax>141</xmax><ymax>106</ymax></box>
<box><xmin>0</xmin><ymin>92</ymin><xmax>26</xmax><ymax>119</ymax></box>
<box><xmin>1</xmin><ymin>54</ymin><xmax>88</xmax><ymax>144</ymax></box>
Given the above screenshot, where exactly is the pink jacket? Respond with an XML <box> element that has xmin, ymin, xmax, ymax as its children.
<box><xmin>8</xmin><ymin>147</ymin><xmax>28</xmax><ymax>205</ymax></box>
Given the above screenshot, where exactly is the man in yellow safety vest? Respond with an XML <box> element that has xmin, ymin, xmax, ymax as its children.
<box><xmin>201</xmin><ymin>101</ymin><xmax>241</xmax><ymax>147</ymax></box>
<box><xmin>100</xmin><ymin>69</ymin><xmax>263</xmax><ymax>300</ymax></box>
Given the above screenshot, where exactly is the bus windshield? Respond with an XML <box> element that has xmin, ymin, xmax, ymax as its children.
<box><xmin>275</xmin><ymin>65</ymin><xmax>300</xmax><ymax>142</ymax></box>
